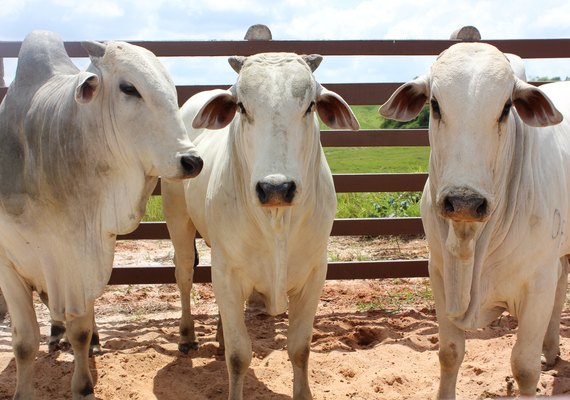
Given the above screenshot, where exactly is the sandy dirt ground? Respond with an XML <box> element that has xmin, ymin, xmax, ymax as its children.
<box><xmin>2</xmin><ymin>236</ymin><xmax>570</xmax><ymax>399</ymax></box>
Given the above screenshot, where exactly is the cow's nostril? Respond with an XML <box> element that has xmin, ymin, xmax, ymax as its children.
<box><xmin>180</xmin><ymin>154</ymin><xmax>203</xmax><ymax>177</ymax></box>
<box><xmin>475</xmin><ymin>198</ymin><xmax>487</xmax><ymax>217</ymax></box>
<box><xmin>256</xmin><ymin>182</ymin><xmax>269</xmax><ymax>203</ymax></box>
<box><xmin>283</xmin><ymin>182</ymin><xmax>296</xmax><ymax>203</ymax></box>
<box><xmin>443</xmin><ymin>197</ymin><xmax>455</xmax><ymax>214</ymax></box>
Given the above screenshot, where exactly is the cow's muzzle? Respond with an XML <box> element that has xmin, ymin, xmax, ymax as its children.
<box><xmin>439</xmin><ymin>187</ymin><xmax>489</xmax><ymax>222</ymax></box>
<box><xmin>180</xmin><ymin>153</ymin><xmax>203</xmax><ymax>178</ymax></box>
<box><xmin>256</xmin><ymin>180</ymin><xmax>297</xmax><ymax>206</ymax></box>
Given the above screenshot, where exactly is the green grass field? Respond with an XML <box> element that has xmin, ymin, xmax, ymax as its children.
<box><xmin>324</xmin><ymin>147</ymin><xmax>428</xmax><ymax>173</ymax></box>
<box><xmin>143</xmin><ymin>105</ymin><xmax>429</xmax><ymax>221</ymax></box>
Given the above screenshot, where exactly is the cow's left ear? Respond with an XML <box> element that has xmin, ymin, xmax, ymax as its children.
<box><xmin>316</xmin><ymin>85</ymin><xmax>360</xmax><ymax>131</ymax></box>
<box><xmin>513</xmin><ymin>78</ymin><xmax>563</xmax><ymax>127</ymax></box>
<box><xmin>74</xmin><ymin>72</ymin><xmax>100</xmax><ymax>104</ymax></box>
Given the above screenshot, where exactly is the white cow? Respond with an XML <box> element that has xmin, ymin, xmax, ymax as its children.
<box><xmin>0</xmin><ymin>30</ymin><xmax>202</xmax><ymax>399</ymax></box>
<box><xmin>380</xmin><ymin>42</ymin><xmax>568</xmax><ymax>398</ymax></box>
<box><xmin>162</xmin><ymin>52</ymin><xmax>359</xmax><ymax>400</ymax></box>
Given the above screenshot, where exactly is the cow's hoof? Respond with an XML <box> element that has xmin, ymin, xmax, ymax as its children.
<box><xmin>89</xmin><ymin>344</ymin><xmax>102</xmax><ymax>357</ymax></box>
<box><xmin>541</xmin><ymin>353</ymin><xmax>560</xmax><ymax>370</ymax></box>
<box><xmin>178</xmin><ymin>341</ymin><xmax>199</xmax><ymax>354</ymax></box>
<box><xmin>48</xmin><ymin>340</ymin><xmax>70</xmax><ymax>353</ymax></box>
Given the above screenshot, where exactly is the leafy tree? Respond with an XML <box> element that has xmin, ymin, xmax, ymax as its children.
<box><xmin>531</xmin><ymin>76</ymin><xmax>569</xmax><ymax>82</ymax></box>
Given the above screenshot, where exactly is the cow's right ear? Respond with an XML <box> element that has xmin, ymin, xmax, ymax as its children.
<box><xmin>379</xmin><ymin>75</ymin><xmax>430</xmax><ymax>121</ymax></box>
<box><xmin>74</xmin><ymin>72</ymin><xmax>100</xmax><ymax>104</ymax></box>
<box><xmin>192</xmin><ymin>90</ymin><xmax>237</xmax><ymax>130</ymax></box>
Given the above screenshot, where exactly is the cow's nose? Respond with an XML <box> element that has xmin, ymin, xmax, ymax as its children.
<box><xmin>180</xmin><ymin>154</ymin><xmax>203</xmax><ymax>178</ymax></box>
<box><xmin>256</xmin><ymin>181</ymin><xmax>296</xmax><ymax>206</ymax></box>
<box><xmin>441</xmin><ymin>192</ymin><xmax>488</xmax><ymax>222</ymax></box>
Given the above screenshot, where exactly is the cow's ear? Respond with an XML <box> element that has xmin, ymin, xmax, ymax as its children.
<box><xmin>316</xmin><ymin>85</ymin><xmax>360</xmax><ymax>131</ymax></box>
<box><xmin>379</xmin><ymin>75</ymin><xmax>430</xmax><ymax>121</ymax></box>
<box><xmin>75</xmin><ymin>72</ymin><xmax>100</xmax><ymax>104</ymax></box>
<box><xmin>513</xmin><ymin>78</ymin><xmax>563</xmax><ymax>127</ymax></box>
<box><xmin>192</xmin><ymin>90</ymin><xmax>237</xmax><ymax>130</ymax></box>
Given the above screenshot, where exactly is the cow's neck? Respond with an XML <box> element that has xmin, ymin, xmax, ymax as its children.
<box><xmin>83</xmin><ymin>106</ymin><xmax>156</xmax><ymax>236</ymax></box>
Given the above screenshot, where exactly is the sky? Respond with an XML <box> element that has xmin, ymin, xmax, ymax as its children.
<box><xmin>1</xmin><ymin>0</ymin><xmax>570</xmax><ymax>88</ymax></box>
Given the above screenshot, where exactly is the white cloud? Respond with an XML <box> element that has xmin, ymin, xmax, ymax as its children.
<box><xmin>73</xmin><ymin>1</ymin><xmax>124</xmax><ymax>18</ymax></box>
<box><xmin>0</xmin><ymin>0</ymin><xmax>29</xmax><ymax>18</ymax></box>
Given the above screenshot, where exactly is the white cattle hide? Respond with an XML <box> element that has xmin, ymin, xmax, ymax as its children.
<box><xmin>380</xmin><ymin>42</ymin><xmax>568</xmax><ymax>398</ymax></box>
<box><xmin>163</xmin><ymin>52</ymin><xmax>359</xmax><ymax>400</ymax></box>
<box><xmin>0</xmin><ymin>30</ymin><xmax>202</xmax><ymax>399</ymax></box>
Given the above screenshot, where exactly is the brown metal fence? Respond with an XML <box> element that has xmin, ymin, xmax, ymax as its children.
<box><xmin>1</xmin><ymin>34</ymin><xmax>569</xmax><ymax>284</ymax></box>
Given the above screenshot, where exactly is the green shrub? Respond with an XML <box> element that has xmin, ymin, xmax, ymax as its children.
<box><xmin>336</xmin><ymin>192</ymin><xmax>422</xmax><ymax>219</ymax></box>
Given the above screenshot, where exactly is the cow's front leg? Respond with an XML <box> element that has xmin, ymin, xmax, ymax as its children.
<box><xmin>287</xmin><ymin>265</ymin><xmax>326</xmax><ymax>400</ymax></box>
<box><xmin>163</xmin><ymin>180</ymin><xmax>199</xmax><ymax>353</ymax></box>
<box><xmin>66</xmin><ymin>302</ymin><xmax>96</xmax><ymax>400</ymax></box>
<box><xmin>431</xmin><ymin>267</ymin><xmax>465</xmax><ymax>400</ymax></box>
<box><xmin>542</xmin><ymin>257</ymin><xmax>568</xmax><ymax>368</ymax></box>
<box><xmin>212</xmin><ymin>267</ymin><xmax>251</xmax><ymax>400</ymax></box>
<box><xmin>48</xmin><ymin>319</ymin><xmax>67</xmax><ymax>352</ymax></box>
<box><xmin>38</xmin><ymin>292</ymin><xmax>68</xmax><ymax>353</ymax></box>
<box><xmin>173</xmin><ymin>239</ymin><xmax>199</xmax><ymax>353</ymax></box>
<box><xmin>1</xmin><ymin>266</ymin><xmax>39</xmax><ymax>400</ymax></box>
<box><xmin>511</xmin><ymin>269</ymin><xmax>558</xmax><ymax>397</ymax></box>
<box><xmin>48</xmin><ymin>314</ymin><xmax>100</xmax><ymax>355</ymax></box>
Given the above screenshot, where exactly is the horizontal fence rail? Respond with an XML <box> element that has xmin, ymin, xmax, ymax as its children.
<box><xmin>2</xmin><ymin>38</ymin><xmax>570</xmax><ymax>58</ymax></box>
<box><xmin>2</xmin><ymin>35</ymin><xmax>569</xmax><ymax>284</ymax></box>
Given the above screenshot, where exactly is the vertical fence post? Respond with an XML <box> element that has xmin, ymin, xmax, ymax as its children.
<box><xmin>244</xmin><ymin>24</ymin><xmax>272</xmax><ymax>41</ymax></box>
<box><xmin>0</xmin><ymin>58</ymin><xmax>5</xmax><ymax>87</ymax></box>
<box><xmin>450</xmin><ymin>26</ymin><xmax>481</xmax><ymax>41</ymax></box>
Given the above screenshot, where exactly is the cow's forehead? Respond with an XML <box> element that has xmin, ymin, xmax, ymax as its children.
<box><xmin>237</xmin><ymin>53</ymin><xmax>316</xmax><ymax>102</ymax></box>
<box><xmin>101</xmin><ymin>41</ymin><xmax>170</xmax><ymax>79</ymax></box>
<box><xmin>431</xmin><ymin>43</ymin><xmax>513</xmax><ymax>89</ymax></box>
<box><xmin>97</xmin><ymin>41</ymin><xmax>176</xmax><ymax>99</ymax></box>
<box><xmin>104</xmin><ymin>41</ymin><xmax>151</xmax><ymax>62</ymax></box>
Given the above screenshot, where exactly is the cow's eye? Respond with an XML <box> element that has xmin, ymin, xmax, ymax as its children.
<box><xmin>120</xmin><ymin>83</ymin><xmax>141</xmax><ymax>98</ymax></box>
<box><xmin>237</xmin><ymin>102</ymin><xmax>246</xmax><ymax>114</ymax></box>
<box><xmin>499</xmin><ymin>100</ymin><xmax>512</xmax><ymax>123</ymax></box>
<box><xmin>430</xmin><ymin>99</ymin><xmax>441</xmax><ymax>119</ymax></box>
<box><xmin>305</xmin><ymin>101</ymin><xmax>316</xmax><ymax>115</ymax></box>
